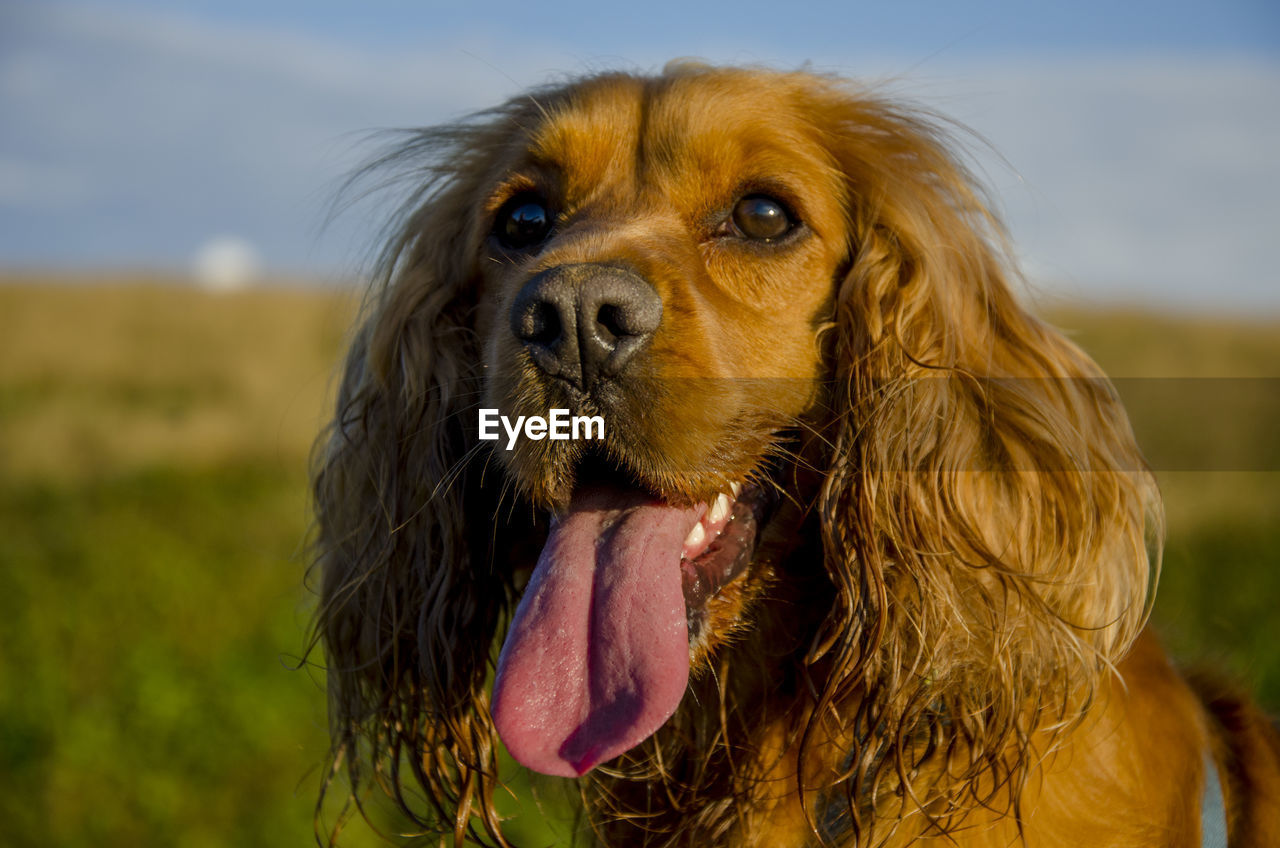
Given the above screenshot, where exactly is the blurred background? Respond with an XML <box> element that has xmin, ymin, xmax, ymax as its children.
<box><xmin>1</xmin><ymin>1</ymin><xmax>1277</xmax><ymax>845</ymax></box>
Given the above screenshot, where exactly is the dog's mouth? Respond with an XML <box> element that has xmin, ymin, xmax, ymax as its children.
<box><xmin>677</xmin><ymin>479</ymin><xmax>772</xmax><ymax>635</ymax></box>
<box><xmin>491</xmin><ymin>456</ymin><xmax>776</xmax><ymax>778</ymax></box>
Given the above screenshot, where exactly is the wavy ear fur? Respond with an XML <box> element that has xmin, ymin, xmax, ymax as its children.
<box><xmin>310</xmin><ymin>116</ymin><xmax>530</xmax><ymax>844</ymax></box>
<box><xmin>806</xmin><ymin>85</ymin><xmax>1163</xmax><ymax>839</ymax></box>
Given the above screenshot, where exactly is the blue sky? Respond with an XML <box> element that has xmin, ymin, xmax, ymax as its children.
<box><xmin>2</xmin><ymin>0</ymin><xmax>1278</xmax><ymax>309</ymax></box>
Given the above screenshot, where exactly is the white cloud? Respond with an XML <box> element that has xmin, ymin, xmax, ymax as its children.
<box><xmin>902</xmin><ymin>56</ymin><xmax>1280</xmax><ymax>309</ymax></box>
<box><xmin>0</xmin><ymin>3</ymin><xmax>553</xmax><ymax>274</ymax></box>
<box><xmin>193</xmin><ymin>234</ymin><xmax>261</xmax><ymax>291</ymax></box>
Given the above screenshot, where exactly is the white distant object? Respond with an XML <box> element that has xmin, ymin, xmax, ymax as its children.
<box><xmin>193</xmin><ymin>236</ymin><xmax>262</xmax><ymax>291</ymax></box>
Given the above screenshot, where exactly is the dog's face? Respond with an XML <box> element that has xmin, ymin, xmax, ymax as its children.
<box><xmin>478</xmin><ymin>72</ymin><xmax>847</xmax><ymax>501</ymax></box>
<box><xmin>466</xmin><ymin>72</ymin><xmax>850</xmax><ymax>776</ymax></box>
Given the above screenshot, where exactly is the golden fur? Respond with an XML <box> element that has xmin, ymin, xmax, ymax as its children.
<box><xmin>311</xmin><ymin>64</ymin><xmax>1280</xmax><ymax>846</ymax></box>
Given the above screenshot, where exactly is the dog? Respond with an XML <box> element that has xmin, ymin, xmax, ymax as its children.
<box><xmin>311</xmin><ymin>63</ymin><xmax>1280</xmax><ymax>846</ymax></box>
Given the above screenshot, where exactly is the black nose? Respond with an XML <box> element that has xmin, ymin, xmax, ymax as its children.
<box><xmin>510</xmin><ymin>264</ymin><xmax>662</xmax><ymax>391</ymax></box>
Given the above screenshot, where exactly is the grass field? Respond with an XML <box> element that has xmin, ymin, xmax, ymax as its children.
<box><xmin>1</xmin><ymin>277</ymin><xmax>1276</xmax><ymax>846</ymax></box>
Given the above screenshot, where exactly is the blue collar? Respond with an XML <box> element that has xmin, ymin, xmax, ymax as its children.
<box><xmin>1202</xmin><ymin>752</ymin><xmax>1229</xmax><ymax>848</ymax></box>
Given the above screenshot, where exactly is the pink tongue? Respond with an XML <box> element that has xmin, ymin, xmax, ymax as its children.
<box><xmin>492</xmin><ymin>486</ymin><xmax>697</xmax><ymax>777</ymax></box>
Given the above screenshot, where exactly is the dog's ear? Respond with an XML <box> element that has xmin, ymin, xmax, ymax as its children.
<box><xmin>806</xmin><ymin>86</ymin><xmax>1162</xmax><ymax>821</ymax></box>
<box><xmin>310</xmin><ymin>124</ymin><xmax>516</xmax><ymax>843</ymax></box>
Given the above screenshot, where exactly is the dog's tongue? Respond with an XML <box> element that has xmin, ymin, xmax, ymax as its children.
<box><xmin>492</xmin><ymin>486</ymin><xmax>695</xmax><ymax>777</ymax></box>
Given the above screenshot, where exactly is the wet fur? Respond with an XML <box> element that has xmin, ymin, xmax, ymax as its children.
<box><xmin>311</xmin><ymin>64</ymin><xmax>1280</xmax><ymax>846</ymax></box>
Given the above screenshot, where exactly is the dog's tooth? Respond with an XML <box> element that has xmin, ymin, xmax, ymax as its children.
<box><xmin>729</xmin><ymin>482</ymin><xmax>742</xmax><ymax>498</ymax></box>
<box><xmin>709</xmin><ymin>492</ymin><xmax>731</xmax><ymax>524</ymax></box>
<box><xmin>684</xmin><ymin>521</ymin><xmax>706</xmax><ymax>549</ymax></box>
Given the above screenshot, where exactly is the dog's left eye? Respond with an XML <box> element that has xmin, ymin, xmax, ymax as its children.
<box><xmin>495</xmin><ymin>195</ymin><xmax>553</xmax><ymax>250</ymax></box>
<box><xmin>731</xmin><ymin>195</ymin><xmax>795</xmax><ymax>242</ymax></box>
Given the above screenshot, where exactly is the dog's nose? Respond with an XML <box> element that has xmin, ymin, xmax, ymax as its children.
<box><xmin>510</xmin><ymin>264</ymin><xmax>662</xmax><ymax>390</ymax></box>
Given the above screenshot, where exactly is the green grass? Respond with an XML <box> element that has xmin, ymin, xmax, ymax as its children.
<box><xmin>1154</xmin><ymin>481</ymin><xmax>1280</xmax><ymax>708</ymax></box>
<box><xmin>0</xmin><ymin>279</ymin><xmax>1275</xmax><ymax>846</ymax></box>
<box><xmin>0</xmin><ymin>460</ymin><xmax>579</xmax><ymax>846</ymax></box>
<box><xmin>0</xmin><ymin>462</ymin><xmax>333</xmax><ymax>848</ymax></box>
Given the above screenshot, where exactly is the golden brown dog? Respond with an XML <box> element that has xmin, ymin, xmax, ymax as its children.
<box><xmin>311</xmin><ymin>64</ymin><xmax>1280</xmax><ymax>846</ymax></box>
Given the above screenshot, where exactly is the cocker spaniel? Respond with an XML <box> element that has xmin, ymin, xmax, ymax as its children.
<box><xmin>312</xmin><ymin>64</ymin><xmax>1280</xmax><ymax>846</ymax></box>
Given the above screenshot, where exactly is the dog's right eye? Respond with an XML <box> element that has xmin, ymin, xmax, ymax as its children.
<box><xmin>731</xmin><ymin>194</ymin><xmax>795</xmax><ymax>242</ymax></box>
<box><xmin>495</xmin><ymin>195</ymin><xmax>552</xmax><ymax>251</ymax></box>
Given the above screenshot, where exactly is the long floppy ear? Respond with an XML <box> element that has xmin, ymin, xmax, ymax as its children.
<box><xmin>309</xmin><ymin>121</ymin><xmax>520</xmax><ymax>845</ymax></box>
<box><xmin>807</xmin><ymin>86</ymin><xmax>1162</xmax><ymax>835</ymax></box>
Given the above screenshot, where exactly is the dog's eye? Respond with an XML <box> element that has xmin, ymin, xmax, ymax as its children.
<box><xmin>731</xmin><ymin>195</ymin><xmax>794</xmax><ymax>242</ymax></box>
<box><xmin>495</xmin><ymin>195</ymin><xmax>552</xmax><ymax>250</ymax></box>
